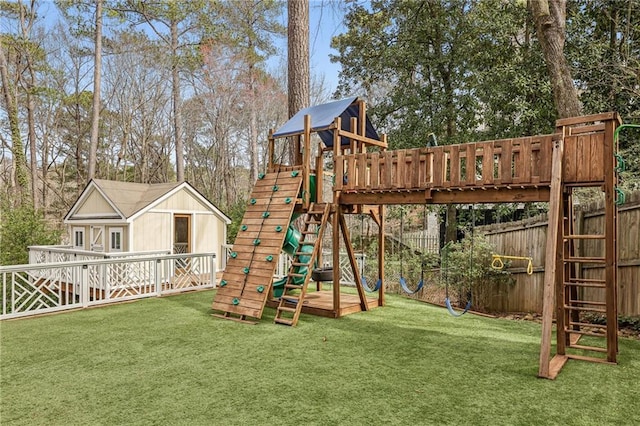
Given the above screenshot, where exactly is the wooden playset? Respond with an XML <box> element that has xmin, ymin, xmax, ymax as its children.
<box><xmin>212</xmin><ymin>97</ymin><xmax>623</xmax><ymax>379</ymax></box>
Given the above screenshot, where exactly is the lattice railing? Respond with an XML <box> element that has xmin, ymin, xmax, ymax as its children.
<box><xmin>1</xmin><ymin>253</ymin><xmax>216</xmax><ymax>320</ymax></box>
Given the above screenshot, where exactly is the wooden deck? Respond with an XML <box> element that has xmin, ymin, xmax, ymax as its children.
<box><xmin>266</xmin><ymin>290</ymin><xmax>381</xmax><ymax>318</ymax></box>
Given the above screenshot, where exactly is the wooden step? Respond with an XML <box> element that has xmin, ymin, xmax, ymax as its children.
<box><xmin>277</xmin><ymin>306</ymin><xmax>297</xmax><ymax>313</ymax></box>
<box><xmin>285</xmin><ymin>284</ymin><xmax>303</xmax><ymax>290</ymax></box>
<box><xmin>568</xmin><ymin>343</ymin><xmax>608</xmax><ymax>353</ymax></box>
<box><xmin>288</xmin><ymin>273</ymin><xmax>305</xmax><ymax>278</ymax></box>
<box><xmin>274</xmin><ymin>318</ymin><xmax>294</xmax><ymax>326</ymax></box>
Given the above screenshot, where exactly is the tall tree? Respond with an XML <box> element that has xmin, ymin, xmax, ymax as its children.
<box><xmin>529</xmin><ymin>0</ymin><xmax>582</xmax><ymax>118</ymax></box>
<box><xmin>87</xmin><ymin>0</ymin><xmax>103</xmax><ymax>181</ymax></box>
<box><xmin>287</xmin><ymin>0</ymin><xmax>309</xmax><ymax>165</ymax></box>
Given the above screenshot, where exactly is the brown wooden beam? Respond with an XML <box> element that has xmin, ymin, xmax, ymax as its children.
<box><xmin>339</xmin><ymin>187</ymin><xmax>551</xmax><ymax>205</ymax></box>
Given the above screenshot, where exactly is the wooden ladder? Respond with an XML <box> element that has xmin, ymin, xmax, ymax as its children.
<box><xmin>558</xmin><ymin>186</ymin><xmax>618</xmax><ymax>364</ymax></box>
<box><xmin>274</xmin><ymin>203</ymin><xmax>330</xmax><ymax>326</ymax></box>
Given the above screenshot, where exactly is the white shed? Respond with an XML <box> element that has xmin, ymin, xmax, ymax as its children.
<box><xmin>64</xmin><ymin>179</ymin><xmax>231</xmax><ymax>270</ymax></box>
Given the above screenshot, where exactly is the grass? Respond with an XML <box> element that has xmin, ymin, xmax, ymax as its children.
<box><xmin>1</xmin><ymin>290</ymin><xmax>639</xmax><ymax>426</ymax></box>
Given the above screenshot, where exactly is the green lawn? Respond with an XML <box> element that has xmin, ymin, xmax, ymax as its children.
<box><xmin>1</xmin><ymin>290</ymin><xmax>638</xmax><ymax>426</ymax></box>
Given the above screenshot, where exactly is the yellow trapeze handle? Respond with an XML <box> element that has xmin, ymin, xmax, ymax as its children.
<box><xmin>491</xmin><ymin>254</ymin><xmax>533</xmax><ymax>276</ymax></box>
<box><xmin>491</xmin><ymin>254</ymin><xmax>504</xmax><ymax>270</ymax></box>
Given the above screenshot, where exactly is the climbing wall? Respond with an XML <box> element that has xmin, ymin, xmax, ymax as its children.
<box><xmin>212</xmin><ymin>170</ymin><xmax>303</xmax><ymax>320</ymax></box>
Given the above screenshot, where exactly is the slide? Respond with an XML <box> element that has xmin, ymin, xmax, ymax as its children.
<box><xmin>272</xmin><ymin>220</ymin><xmax>314</xmax><ymax>298</ymax></box>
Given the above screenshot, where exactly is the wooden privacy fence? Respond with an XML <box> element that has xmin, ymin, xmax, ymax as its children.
<box><xmin>480</xmin><ymin>193</ymin><xmax>640</xmax><ymax>316</ymax></box>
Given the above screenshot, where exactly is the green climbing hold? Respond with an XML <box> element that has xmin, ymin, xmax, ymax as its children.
<box><xmin>241</xmin><ymin>225</ymin><xmax>248</xmax><ymax>231</ymax></box>
<box><xmin>272</xmin><ymin>185</ymin><xmax>279</xmax><ymax>192</ymax></box>
<box><xmin>243</xmin><ymin>267</ymin><xmax>250</xmax><ymax>274</ymax></box>
<box><xmin>220</xmin><ymin>280</ymin><xmax>227</xmax><ymax>287</ymax></box>
<box><xmin>275</xmin><ymin>225</ymin><xmax>283</xmax><ymax>232</ymax></box>
<box><xmin>284</xmin><ymin>197</ymin><xmax>292</xmax><ymax>204</ymax></box>
<box><xmin>232</xmin><ymin>298</ymin><xmax>240</xmax><ymax>305</ymax></box>
<box><xmin>250</xmin><ymin>198</ymin><xmax>257</xmax><ymax>205</ymax></box>
<box><xmin>291</xmin><ymin>171</ymin><xmax>299</xmax><ymax>177</ymax></box>
<box><xmin>257</xmin><ymin>285</ymin><xmax>265</xmax><ymax>293</ymax></box>
<box><xmin>258</xmin><ymin>173</ymin><xmax>265</xmax><ymax>180</ymax></box>
<box><xmin>253</xmin><ymin>239</ymin><xmax>261</xmax><ymax>246</ymax></box>
<box><xmin>262</xmin><ymin>211</ymin><xmax>270</xmax><ymax>218</ymax></box>
<box><xmin>230</xmin><ymin>251</ymin><xmax>237</xmax><ymax>258</ymax></box>
<box><xmin>265</xmin><ymin>255</ymin><xmax>273</xmax><ymax>262</ymax></box>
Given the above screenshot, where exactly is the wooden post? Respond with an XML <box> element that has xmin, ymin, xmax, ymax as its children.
<box><xmin>267</xmin><ymin>129</ymin><xmax>274</xmax><ymax>171</ymax></box>
<box><xmin>332</xmin><ymin>208</ymin><xmax>341</xmax><ymax>316</ymax></box>
<box><xmin>339</xmin><ymin>212</ymin><xmax>369</xmax><ymax>311</ymax></box>
<box><xmin>538</xmin><ymin>136</ymin><xmax>564</xmax><ymax>379</ymax></box>
<box><xmin>333</xmin><ymin>118</ymin><xmax>342</xmax><ymax>316</ymax></box>
<box><xmin>603</xmin><ymin>117</ymin><xmax>619</xmax><ymax>362</ymax></box>
<box><xmin>303</xmin><ymin>114</ymin><xmax>311</xmax><ymax>210</ymax></box>
<box><xmin>378</xmin><ymin>204</ymin><xmax>385</xmax><ymax>307</ymax></box>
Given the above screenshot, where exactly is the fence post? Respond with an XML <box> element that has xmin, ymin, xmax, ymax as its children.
<box><xmin>211</xmin><ymin>254</ymin><xmax>217</xmax><ymax>287</ymax></box>
<box><xmin>156</xmin><ymin>258</ymin><xmax>162</xmax><ymax>297</ymax></box>
<box><xmin>81</xmin><ymin>264</ymin><xmax>89</xmax><ymax>308</ymax></box>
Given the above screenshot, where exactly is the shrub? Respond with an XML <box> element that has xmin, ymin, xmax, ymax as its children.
<box><xmin>0</xmin><ymin>202</ymin><xmax>61</xmax><ymax>266</ymax></box>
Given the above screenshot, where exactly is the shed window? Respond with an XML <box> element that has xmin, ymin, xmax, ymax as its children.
<box><xmin>73</xmin><ymin>228</ymin><xmax>84</xmax><ymax>249</ymax></box>
<box><xmin>110</xmin><ymin>228</ymin><xmax>123</xmax><ymax>252</ymax></box>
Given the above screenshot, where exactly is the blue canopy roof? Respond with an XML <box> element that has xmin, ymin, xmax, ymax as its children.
<box><xmin>272</xmin><ymin>97</ymin><xmax>380</xmax><ymax>147</ymax></box>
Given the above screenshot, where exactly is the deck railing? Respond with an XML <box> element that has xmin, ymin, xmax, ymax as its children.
<box><xmin>335</xmin><ymin>135</ymin><xmax>555</xmax><ymax>193</ymax></box>
<box><xmin>1</xmin><ymin>252</ymin><xmax>216</xmax><ymax>320</ymax></box>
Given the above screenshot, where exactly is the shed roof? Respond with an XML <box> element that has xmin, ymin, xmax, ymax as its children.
<box><xmin>93</xmin><ymin>179</ymin><xmax>180</xmax><ymax>218</ymax></box>
<box><xmin>65</xmin><ymin>179</ymin><xmax>231</xmax><ymax>224</ymax></box>
<box><xmin>272</xmin><ymin>97</ymin><xmax>380</xmax><ymax>147</ymax></box>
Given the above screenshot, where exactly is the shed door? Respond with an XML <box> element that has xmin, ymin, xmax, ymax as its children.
<box><xmin>173</xmin><ymin>214</ymin><xmax>191</xmax><ymax>254</ymax></box>
<box><xmin>90</xmin><ymin>226</ymin><xmax>104</xmax><ymax>252</ymax></box>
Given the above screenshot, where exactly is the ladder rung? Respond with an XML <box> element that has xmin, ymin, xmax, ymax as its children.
<box><xmin>565</xmin><ymin>354</ymin><xmax>613</xmax><ymax>364</ymax></box>
<box><xmin>299</xmin><ymin>242</ymin><xmax>315</xmax><ymax>246</ymax></box>
<box><xmin>568</xmin><ymin>299</ymin><xmax>606</xmax><ymax>306</ymax></box>
<box><xmin>568</xmin><ymin>321</ymin><xmax>608</xmax><ymax>329</ymax></box>
<box><xmin>568</xmin><ymin>344</ymin><xmax>608</xmax><ymax>353</ymax></box>
<box><xmin>277</xmin><ymin>306</ymin><xmax>297</xmax><ymax>313</ymax></box>
<box><xmin>565</xmin><ymin>329</ymin><xmax>607</xmax><ymax>338</ymax></box>
<box><xmin>564</xmin><ymin>281</ymin><xmax>606</xmax><ymax>289</ymax></box>
<box><xmin>563</xmin><ymin>305</ymin><xmax>607</xmax><ymax>313</ymax></box>
<box><xmin>564</xmin><ymin>234</ymin><xmax>605</xmax><ymax>240</ymax></box>
<box><xmin>302</xmin><ymin>230</ymin><xmax>316</xmax><ymax>235</ymax></box>
<box><xmin>284</xmin><ymin>284</ymin><xmax>302</xmax><ymax>290</ymax></box>
<box><xmin>568</xmin><ymin>277</ymin><xmax>606</xmax><ymax>284</ymax></box>
<box><xmin>565</xmin><ymin>257</ymin><xmax>606</xmax><ymax>264</ymax></box>
<box><xmin>291</xmin><ymin>262</ymin><xmax>308</xmax><ymax>267</ymax></box>
<box><xmin>274</xmin><ymin>318</ymin><xmax>294</xmax><ymax>326</ymax></box>
<box><xmin>288</xmin><ymin>273</ymin><xmax>305</xmax><ymax>278</ymax></box>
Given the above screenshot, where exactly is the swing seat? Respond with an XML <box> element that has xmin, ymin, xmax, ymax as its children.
<box><xmin>362</xmin><ymin>277</ymin><xmax>382</xmax><ymax>292</ymax></box>
<box><xmin>399</xmin><ymin>276</ymin><xmax>424</xmax><ymax>295</ymax></box>
<box><xmin>445</xmin><ymin>296</ymin><xmax>472</xmax><ymax>317</ymax></box>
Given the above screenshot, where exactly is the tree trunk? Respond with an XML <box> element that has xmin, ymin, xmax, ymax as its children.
<box><xmin>530</xmin><ymin>0</ymin><xmax>582</xmax><ymax>118</ymax></box>
<box><xmin>171</xmin><ymin>18</ymin><xmax>185</xmax><ymax>182</ymax></box>
<box><xmin>0</xmin><ymin>43</ymin><xmax>29</xmax><ymax>203</ymax></box>
<box><xmin>88</xmin><ymin>0</ymin><xmax>103</xmax><ymax>182</ymax></box>
<box><xmin>249</xmin><ymin>64</ymin><xmax>259</xmax><ymax>186</ymax></box>
<box><xmin>287</xmin><ymin>0</ymin><xmax>309</xmax><ymax>164</ymax></box>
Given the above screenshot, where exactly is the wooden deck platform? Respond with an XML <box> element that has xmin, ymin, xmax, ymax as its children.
<box><xmin>266</xmin><ymin>290</ymin><xmax>381</xmax><ymax>318</ymax></box>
